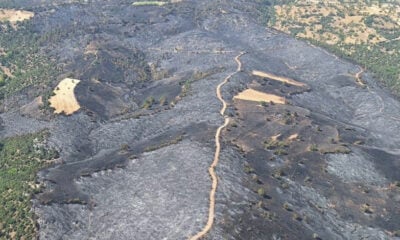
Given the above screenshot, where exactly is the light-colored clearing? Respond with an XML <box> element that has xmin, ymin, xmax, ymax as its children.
<box><xmin>0</xmin><ymin>9</ymin><xmax>34</xmax><ymax>23</ymax></box>
<box><xmin>288</xmin><ymin>133</ymin><xmax>299</xmax><ymax>141</ymax></box>
<box><xmin>84</xmin><ymin>41</ymin><xmax>98</xmax><ymax>55</ymax></box>
<box><xmin>132</xmin><ymin>0</ymin><xmax>182</xmax><ymax>6</ymax></box>
<box><xmin>252</xmin><ymin>70</ymin><xmax>306</xmax><ymax>87</ymax></box>
<box><xmin>132</xmin><ymin>1</ymin><xmax>167</xmax><ymax>6</ymax></box>
<box><xmin>234</xmin><ymin>89</ymin><xmax>286</xmax><ymax>105</ymax></box>
<box><xmin>0</xmin><ymin>65</ymin><xmax>13</xmax><ymax>77</ymax></box>
<box><xmin>49</xmin><ymin>78</ymin><xmax>81</xmax><ymax>115</ymax></box>
<box><xmin>271</xmin><ymin>133</ymin><xmax>281</xmax><ymax>141</ymax></box>
<box><xmin>273</xmin><ymin>2</ymin><xmax>399</xmax><ymax>46</ymax></box>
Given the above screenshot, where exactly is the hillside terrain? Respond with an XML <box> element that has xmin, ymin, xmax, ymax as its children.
<box><xmin>270</xmin><ymin>0</ymin><xmax>400</xmax><ymax>93</ymax></box>
<box><xmin>0</xmin><ymin>0</ymin><xmax>400</xmax><ymax>239</ymax></box>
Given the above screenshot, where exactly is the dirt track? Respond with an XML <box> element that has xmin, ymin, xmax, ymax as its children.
<box><xmin>189</xmin><ymin>52</ymin><xmax>245</xmax><ymax>240</ymax></box>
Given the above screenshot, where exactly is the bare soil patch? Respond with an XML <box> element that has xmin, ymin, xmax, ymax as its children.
<box><xmin>234</xmin><ymin>89</ymin><xmax>286</xmax><ymax>104</ymax></box>
<box><xmin>252</xmin><ymin>70</ymin><xmax>305</xmax><ymax>87</ymax></box>
<box><xmin>0</xmin><ymin>65</ymin><xmax>13</xmax><ymax>77</ymax></box>
<box><xmin>49</xmin><ymin>78</ymin><xmax>81</xmax><ymax>115</ymax></box>
<box><xmin>0</xmin><ymin>9</ymin><xmax>34</xmax><ymax>23</ymax></box>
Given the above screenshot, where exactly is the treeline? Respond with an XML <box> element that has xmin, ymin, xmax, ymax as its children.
<box><xmin>0</xmin><ymin>131</ymin><xmax>58</xmax><ymax>239</ymax></box>
<box><xmin>269</xmin><ymin>0</ymin><xmax>400</xmax><ymax>95</ymax></box>
<box><xmin>0</xmin><ymin>21</ymin><xmax>60</xmax><ymax>101</ymax></box>
<box><xmin>307</xmin><ymin>38</ymin><xmax>400</xmax><ymax>94</ymax></box>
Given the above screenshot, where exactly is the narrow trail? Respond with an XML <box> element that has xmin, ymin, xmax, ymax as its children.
<box><xmin>378</xmin><ymin>35</ymin><xmax>400</xmax><ymax>44</ymax></box>
<box><xmin>352</xmin><ymin>66</ymin><xmax>400</xmax><ymax>123</ymax></box>
<box><xmin>354</xmin><ymin>66</ymin><xmax>386</xmax><ymax>114</ymax></box>
<box><xmin>189</xmin><ymin>51</ymin><xmax>245</xmax><ymax>240</ymax></box>
<box><xmin>355</xmin><ymin>66</ymin><xmax>365</xmax><ymax>86</ymax></box>
<box><xmin>320</xmin><ymin>48</ymin><xmax>398</xmax><ymax>121</ymax></box>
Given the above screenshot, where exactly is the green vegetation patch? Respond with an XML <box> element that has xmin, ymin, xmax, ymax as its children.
<box><xmin>269</xmin><ymin>0</ymin><xmax>400</xmax><ymax>94</ymax></box>
<box><xmin>0</xmin><ymin>21</ymin><xmax>60</xmax><ymax>101</ymax></box>
<box><xmin>0</xmin><ymin>132</ymin><xmax>58</xmax><ymax>240</ymax></box>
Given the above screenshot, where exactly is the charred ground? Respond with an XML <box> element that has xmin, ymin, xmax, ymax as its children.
<box><xmin>0</xmin><ymin>0</ymin><xmax>399</xmax><ymax>239</ymax></box>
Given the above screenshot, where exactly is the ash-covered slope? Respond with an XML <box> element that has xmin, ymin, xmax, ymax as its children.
<box><xmin>1</xmin><ymin>0</ymin><xmax>399</xmax><ymax>239</ymax></box>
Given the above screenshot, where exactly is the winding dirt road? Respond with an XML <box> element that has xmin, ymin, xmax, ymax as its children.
<box><xmin>189</xmin><ymin>52</ymin><xmax>245</xmax><ymax>240</ymax></box>
<box><xmin>355</xmin><ymin>66</ymin><xmax>366</xmax><ymax>86</ymax></box>
<box><xmin>352</xmin><ymin>66</ymin><xmax>400</xmax><ymax>123</ymax></box>
<box><xmin>354</xmin><ymin>66</ymin><xmax>386</xmax><ymax>114</ymax></box>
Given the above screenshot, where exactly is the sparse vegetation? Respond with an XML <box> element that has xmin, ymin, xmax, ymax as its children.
<box><xmin>272</xmin><ymin>169</ymin><xmax>286</xmax><ymax>180</ymax></box>
<box><xmin>353</xmin><ymin>140</ymin><xmax>365</xmax><ymax>145</ymax></box>
<box><xmin>142</xmin><ymin>96</ymin><xmax>155</xmax><ymax>109</ymax></box>
<box><xmin>0</xmin><ymin>132</ymin><xmax>58</xmax><ymax>240</ymax></box>
<box><xmin>257</xmin><ymin>188</ymin><xmax>266</xmax><ymax>197</ymax></box>
<box><xmin>264</xmin><ymin>139</ymin><xmax>288</xmax><ymax>150</ymax></box>
<box><xmin>120</xmin><ymin>143</ymin><xmax>130</xmax><ymax>152</ymax></box>
<box><xmin>360</xmin><ymin>203</ymin><xmax>374</xmax><ymax>214</ymax></box>
<box><xmin>274</xmin><ymin>148</ymin><xmax>288</xmax><ymax>156</ymax></box>
<box><xmin>309</xmin><ymin>144</ymin><xmax>319</xmax><ymax>152</ymax></box>
<box><xmin>319</xmin><ymin>145</ymin><xmax>351</xmax><ymax>154</ymax></box>
<box><xmin>304</xmin><ymin>176</ymin><xmax>312</xmax><ymax>183</ymax></box>
<box><xmin>0</xmin><ymin>21</ymin><xmax>60</xmax><ymax>102</ymax></box>
<box><xmin>244</xmin><ymin>164</ymin><xmax>255</xmax><ymax>174</ymax></box>
<box><xmin>260</xmin><ymin>101</ymin><xmax>268</xmax><ymax>107</ymax></box>
<box><xmin>282</xmin><ymin>202</ymin><xmax>293</xmax><ymax>211</ymax></box>
<box><xmin>180</xmin><ymin>80</ymin><xmax>191</xmax><ymax>97</ymax></box>
<box><xmin>143</xmin><ymin>135</ymin><xmax>184</xmax><ymax>152</ymax></box>
<box><xmin>159</xmin><ymin>96</ymin><xmax>168</xmax><ymax>106</ymax></box>
<box><xmin>269</xmin><ymin>0</ymin><xmax>400</xmax><ymax>94</ymax></box>
<box><xmin>280</xmin><ymin>182</ymin><xmax>289</xmax><ymax>189</ymax></box>
<box><xmin>261</xmin><ymin>211</ymin><xmax>277</xmax><ymax>221</ymax></box>
<box><xmin>313</xmin><ymin>233</ymin><xmax>321</xmax><ymax>240</ymax></box>
<box><xmin>264</xmin><ymin>138</ymin><xmax>289</xmax><ymax>156</ymax></box>
<box><xmin>252</xmin><ymin>174</ymin><xmax>263</xmax><ymax>184</ymax></box>
<box><xmin>292</xmin><ymin>213</ymin><xmax>303</xmax><ymax>221</ymax></box>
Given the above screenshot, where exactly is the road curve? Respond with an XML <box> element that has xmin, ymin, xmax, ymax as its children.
<box><xmin>354</xmin><ymin>66</ymin><xmax>386</xmax><ymax>114</ymax></box>
<box><xmin>355</xmin><ymin>66</ymin><xmax>365</xmax><ymax>86</ymax></box>
<box><xmin>189</xmin><ymin>52</ymin><xmax>245</xmax><ymax>240</ymax></box>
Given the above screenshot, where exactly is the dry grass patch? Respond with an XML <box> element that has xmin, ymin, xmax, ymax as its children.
<box><xmin>234</xmin><ymin>89</ymin><xmax>286</xmax><ymax>105</ymax></box>
<box><xmin>0</xmin><ymin>65</ymin><xmax>13</xmax><ymax>77</ymax></box>
<box><xmin>49</xmin><ymin>78</ymin><xmax>81</xmax><ymax>115</ymax></box>
<box><xmin>272</xmin><ymin>1</ymin><xmax>399</xmax><ymax>45</ymax></box>
<box><xmin>252</xmin><ymin>70</ymin><xmax>306</xmax><ymax>87</ymax></box>
<box><xmin>84</xmin><ymin>41</ymin><xmax>99</xmax><ymax>55</ymax></box>
<box><xmin>0</xmin><ymin>9</ymin><xmax>34</xmax><ymax>23</ymax></box>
